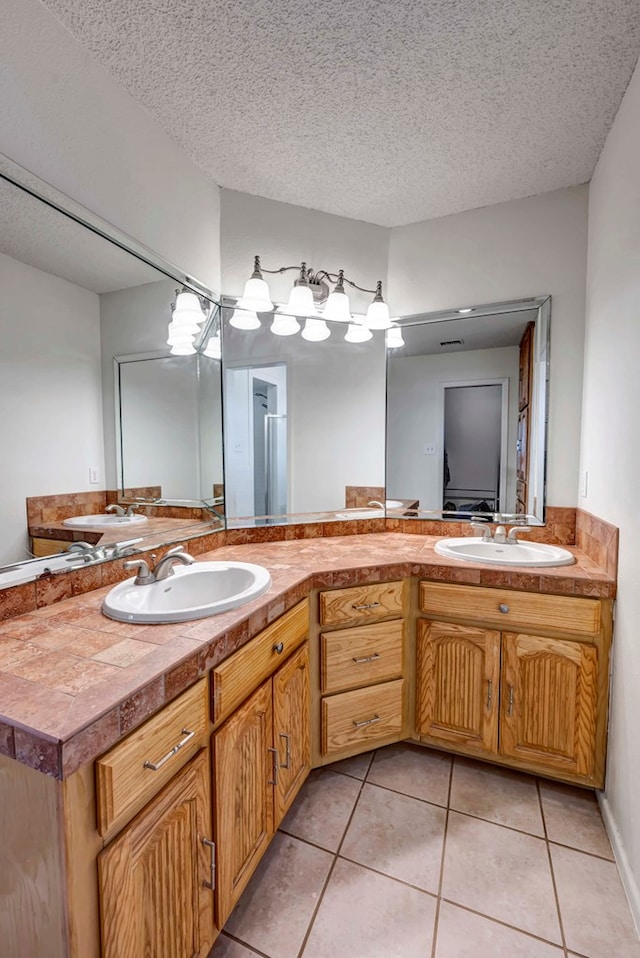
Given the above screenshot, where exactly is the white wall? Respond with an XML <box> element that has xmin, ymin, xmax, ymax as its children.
<box><xmin>579</xmin><ymin>57</ymin><xmax>640</xmax><ymax>924</ymax></box>
<box><xmin>387</xmin><ymin>347</ymin><xmax>519</xmax><ymax>511</ymax></box>
<box><xmin>388</xmin><ymin>186</ymin><xmax>589</xmax><ymax>507</ymax></box>
<box><xmin>0</xmin><ymin>252</ymin><xmax>104</xmax><ymax>565</ymax></box>
<box><xmin>0</xmin><ymin>0</ymin><xmax>220</xmax><ymax>291</ymax></box>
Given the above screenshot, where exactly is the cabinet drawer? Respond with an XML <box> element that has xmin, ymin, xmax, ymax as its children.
<box><xmin>320</xmin><ymin>581</ymin><xmax>404</xmax><ymax>627</ymax></box>
<box><xmin>212</xmin><ymin>599</ymin><xmax>308</xmax><ymax>725</ymax></box>
<box><xmin>96</xmin><ymin>678</ymin><xmax>208</xmax><ymax>839</ymax></box>
<box><xmin>322</xmin><ymin>679</ymin><xmax>404</xmax><ymax>755</ymax></box>
<box><xmin>419</xmin><ymin>582</ymin><xmax>601</xmax><ymax>637</ymax></box>
<box><xmin>321</xmin><ymin>620</ymin><xmax>404</xmax><ymax>694</ymax></box>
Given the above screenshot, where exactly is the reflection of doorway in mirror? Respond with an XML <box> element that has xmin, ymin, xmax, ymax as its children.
<box><xmin>441</xmin><ymin>380</ymin><xmax>508</xmax><ymax>515</ymax></box>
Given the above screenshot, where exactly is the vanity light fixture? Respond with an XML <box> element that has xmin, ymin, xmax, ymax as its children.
<box><xmin>167</xmin><ymin>287</ymin><xmax>213</xmax><ymax>355</ymax></box>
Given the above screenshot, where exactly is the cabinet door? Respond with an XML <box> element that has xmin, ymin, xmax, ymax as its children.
<box><xmin>416</xmin><ymin>621</ymin><xmax>500</xmax><ymax>755</ymax></box>
<box><xmin>98</xmin><ymin>749</ymin><xmax>215</xmax><ymax>958</ymax></box>
<box><xmin>500</xmin><ymin>632</ymin><xmax>598</xmax><ymax>777</ymax></box>
<box><xmin>213</xmin><ymin>679</ymin><xmax>274</xmax><ymax>927</ymax></box>
<box><xmin>273</xmin><ymin>642</ymin><xmax>311</xmax><ymax>826</ymax></box>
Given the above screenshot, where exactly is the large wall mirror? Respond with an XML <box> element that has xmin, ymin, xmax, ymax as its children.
<box><xmin>386</xmin><ymin>297</ymin><xmax>550</xmax><ymax>525</ymax></box>
<box><xmin>222</xmin><ymin>303</ymin><xmax>387</xmax><ymax>526</ymax></box>
<box><xmin>0</xmin><ymin>158</ymin><xmax>223</xmax><ymax>587</ymax></box>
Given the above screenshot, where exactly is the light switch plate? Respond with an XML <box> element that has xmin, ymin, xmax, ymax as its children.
<box><xmin>89</xmin><ymin>466</ymin><xmax>100</xmax><ymax>484</ymax></box>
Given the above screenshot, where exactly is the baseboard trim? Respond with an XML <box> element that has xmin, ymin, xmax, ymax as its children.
<box><xmin>598</xmin><ymin>793</ymin><xmax>640</xmax><ymax>936</ymax></box>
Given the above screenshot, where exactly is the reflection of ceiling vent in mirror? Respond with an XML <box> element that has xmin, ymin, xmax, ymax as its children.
<box><xmin>439</xmin><ymin>338</ymin><xmax>464</xmax><ymax>346</ymax></box>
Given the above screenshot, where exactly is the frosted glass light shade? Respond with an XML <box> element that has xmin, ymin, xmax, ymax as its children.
<box><xmin>322</xmin><ymin>289</ymin><xmax>351</xmax><ymax>322</ymax></box>
<box><xmin>203</xmin><ymin>333</ymin><xmax>222</xmax><ymax>359</ymax></box>
<box><xmin>167</xmin><ymin>322</ymin><xmax>196</xmax><ymax>346</ymax></box>
<box><xmin>345</xmin><ymin>322</ymin><xmax>373</xmax><ymax>343</ymax></box>
<box><xmin>229</xmin><ymin>308</ymin><xmax>261</xmax><ymax>330</ymax></box>
<box><xmin>365</xmin><ymin>298</ymin><xmax>391</xmax><ymax>329</ymax></box>
<box><xmin>271</xmin><ymin>313</ymin><xmax>301</xmax><ymax>336</ymax></box>
<box><xmin>301</xmin><ymin>318</ymin><xmax>330</xmax><ymax>342</ymax></box>
<box><xmin>173</xmin><ymin>291</ymin><xmax>206</xmax><ymax>326</ymax></box>
<box><xmin>386</xmin><ymin>325</ymin><xmax>405</xmax><ymax>348</ymax></box>
<box><xmin>283</xmin><ymin>284</ymin><xmax>318</xmax><ymax>317</ymax></box>
<box><xmin>170</xmin><ymin>342</ymin><xmax>196</xmax><ymax>355</ymax></box>
<box><xmin>237</xmin><ymin>276</ymin><xmax>273</xmax><ymax>312</ymax></box>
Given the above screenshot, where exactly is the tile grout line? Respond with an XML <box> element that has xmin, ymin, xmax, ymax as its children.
<box><xmin>294</xmin><ymin>750</ymin><xmax>376</xmax><ymax>958</ymax></box>
<box><xmin>430</xmin><ymin>754</ymin><xmax>454</xmax><ymax>958</ymax></box>
<box><xmin>537</xmin><ymin>778</ymin><xmax>570</xmax><ymax>957</ymax></box>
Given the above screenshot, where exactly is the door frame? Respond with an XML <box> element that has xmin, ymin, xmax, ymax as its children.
<box><xmin>437</xmin><ymin>378</ymin><xmax>509</xmax><ymax>513</ymax></box>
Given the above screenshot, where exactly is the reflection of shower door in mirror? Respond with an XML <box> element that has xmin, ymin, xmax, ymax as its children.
<box><xmin>442</xmin><ymin>381</ymin><xmax>508</xmax><ymax>514</ymax></box>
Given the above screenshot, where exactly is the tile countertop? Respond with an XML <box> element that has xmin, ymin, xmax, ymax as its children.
<box><xmin>0</xmin><ymin>533</ymin><xmax>616</xmax><ymax>780</ymax></box>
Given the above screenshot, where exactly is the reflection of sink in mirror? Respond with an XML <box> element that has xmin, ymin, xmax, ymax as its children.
<box><xmin>334</xmin><ymin>508</ymin><xmax>384</xmax><ymax>520</ymax></box>
<box><xmin>435</xmin><ymin>537</ymin><xmax>575</xmax><ymax>567</ymax></box>
<box><xmin>63</xmin><ymin>514</ymin><xmax>149</xmax><ymax>529</ymax></box>
<box><xmin>102</xmin><ymin>561</ymin><xmax>272</xmax><ymax>624</ymax></box>
<box><xmin>384</xmin><ymin>499</ymin><xmax>404</xmax><ymax>509</ymax></box>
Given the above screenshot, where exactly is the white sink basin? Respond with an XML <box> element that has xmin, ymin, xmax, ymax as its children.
<box><xmin>63</xmin><ymin>514</ymin><xmax>148</xmax><ymax>528</ymax></box>
<box><xmin>385</xmin><ymin>499</ymin><xmax>404</xmax><ymax>508</ymax></box>
<box><xmin>435</xmin><ymin>537</ymin><xmax>575</xmax><ymax>568</ymax></box>
<box><xmin>102</xmin><ymin>561</ymin><xmax>272</xmax><ymax>623</ymax></box>
<box><xmin>334</xmin><ymin>508</ymin><xmax>384</xmax><ymax>520</ymax></box>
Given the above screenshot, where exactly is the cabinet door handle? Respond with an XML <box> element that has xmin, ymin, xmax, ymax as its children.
<box><xmin>486</xmin><ymin>679</ymin><xmax>493</xmax><ymax>709</ymax></box>
<box><xmin>202</xmin><ymin>837</ymin><xmax>215</xmax><ymax>891</ymax></box>
<box><xmin>273</xmin><ymin>642</ymin><xmax>284</xmax><ymax>654</ymax></box>
<box><xmin>352</xmin><ymin>601</ymin><xmax>381</xmax><ymax>611</ymax></box>
<box><xmin>280</xmin><ymin>732</ymin><xmax>291</xmax><ymax>769</ymax></box>
<box><xmin>352</xmin><ymin>653</ymin><xmax>380</xmax><ymax>664</ymax></box>
<box><xmin>143</xmin><ymin>729</ymin><xmax>195</xmax><ymax>771</ymax></box>
<box><xmin>268</xmin><ymin>746</ymin><xmax>279</xmax><ymax>785</ymax></box>
<box><xmin>507</xmin><ymin>684</ymin><xmax>515</xmax><ymax>716</ymax></box>
<box><xmin>352</xmin><ymin>714</ymin><xmax>381</xmax><ymax>729</ymax></box>
<box><xmin>499</xmin><ymin>603</ymin><xmax>509</xmax><ymax>614</ymax></box>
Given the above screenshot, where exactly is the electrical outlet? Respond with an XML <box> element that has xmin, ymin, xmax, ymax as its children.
<box><xmin>89</xmin><ymin>466</ymin><xmax>100</xmax><ymax>484</ymax></box>
<box><xmin>423</xmin><ymin>443</ymin><xmax>436</xmax><ymax>456</ymax></box>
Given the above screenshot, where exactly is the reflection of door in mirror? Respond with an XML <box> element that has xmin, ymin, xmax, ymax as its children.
<box><xmin>442</xmin><ymin>382</ymin><xmax>506</xmax><ymax>515</ymax></box>
<box><xmin>516</xmin><ymin>322</ymin><xmax>535</xmax><ymax>514</ymax></box>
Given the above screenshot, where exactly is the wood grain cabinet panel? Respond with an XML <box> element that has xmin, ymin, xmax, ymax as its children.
<box><xmin>416</xmin><ymin>620</ymin><xmax>500</xmax><ymax>755</ymax></box>
<box><xmin>273</xmin><ymin>642</ymin><xmax>311</xmax><ymax>825</ymax></box>
<box><xmin>322</xmin><ymin>679</ymin><xmax>405</xmax><ymax>755</ymax></box>
<box><xmin>321</xmin><ymin>619</ymin><xmax>404</xmax><ymax>694</ymax></box>
<box><xmin>98</xmin><ymin>748</ymin><xmax>215</xmax><ymax>958</ymax></box>
<box><xmin>500</xmin><ymin>632</ymin><xmax>598</xmax><ymax>778</ymax></box>
<box><xmin>320</xmin><ymin>581</ymin><xmax>404</xmax><ymax>627</ymax></box>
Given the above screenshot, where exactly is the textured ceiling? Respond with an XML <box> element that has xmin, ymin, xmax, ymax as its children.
<box><xmin>40</xmin><ymin>0</ymin><xmax>640</xmax><ymax>227</ymax></box>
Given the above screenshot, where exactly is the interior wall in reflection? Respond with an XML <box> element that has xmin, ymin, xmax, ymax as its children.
<box><xmin>0</xmin><ymin>251</ymin><xmax>104</xmax><ymax>565</ymax></box>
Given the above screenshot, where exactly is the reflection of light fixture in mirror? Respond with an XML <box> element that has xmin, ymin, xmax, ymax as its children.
<box><xmin>344</xmin><ymin>320</ymin><xmax>373</xmax><ymax>343</ymax></box>
<box><xmin>237</xmin><ymin>255</ymin><xmax>274</xmax><ymax>312</ymax></box>
<box><xmin>203</xmin><ymin>331</ymin><xmax>222</xmax><ymax>359</ymax></box>
<box><xmin>229</xmin><ymin>308</ymin><xmax>261</xmax><ymax>330</ymax></box>
<box><xmin>322</xmin><ymin>270</ymin><xmax>351</xmax><ymax>322</ymax></box>
<box><xmin>167</xmin><ymin>322</ymin><xmax>197</xmax><ymax>346</ymax></box>
<box><xmin>173</xmin><ymin>289</ymin><xmax>207</xmax><ymax>326</ymax></box>
<box><xmin>271</xmin><ymin>313</ymin><xmax>301</xmax><ymax>336</ymax></box>
<box><xmin>170</xmin><ymin>342</ymin><xmax>196</xmax><ymax>355</ymax></box>
<box><xmin>301</xmin><ymin>318</ymin><xmax>330</xmax><ymax>342</ymax></box>
<box><xmin>365</xmin><ymin>281</ymin><xmax>391</xmax><ymax>329</ymax></box>
<box><xmin>386</xmin><ymin>324</ymin><xmax>405</xmax><ymax>348</ymax></box>
<box><xmin>457</xmin><ymin>308</ymin><xmax>473</xmax><ymax>314</ymax></box>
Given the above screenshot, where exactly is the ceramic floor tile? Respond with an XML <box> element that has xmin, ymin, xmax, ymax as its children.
<box><xmin>551</xmin><ymin>844</ymin><xmax>640</xmax><ymax>958</ymax></box>
<box><xmin>327</xmin><ymin>750</ymin><xmax>374</xmax><ymax>779</ymax></box>
<box><xmin>367</xmin><ymin>742</ymin><xmax>451</xmax><ymax>806</ymax></box>
<box><xmin>302</xmin><ymin>858</ymin><xmax>437</xmax><ymax>958</ymax></box>
<box><xmin>450</xmin><ymin>757</ymin><xmax>544</xmax><ymax>835</ymax></box>
<box><xmin>223</xmin><ymin>833</ymin><xmax>332</xmax><ymax>958</ymax></box>
<box><xmin>340</xmin><ymin>782</ymin><xmax>445</xmax><ymax>892</ymax></box>
<box><xmin>435</xmin><ymin>901</ymin><xmax>563</xmax><ymax>957</ymax></box>
<box><xmin>442</xmin><ymin>811</ymin><xmax>561</xmax><ymax>943</ymax></box>
<box><xmin>540</xmin><ymin>781</ymin><xmax>613</xmax><ymax>858</ymax></box>
<box><xmin>210</xmin><ymin>935</ymin><xmax>263</xmax><ymax>957</ymax></box>
<box><xmin>280</xmin><ymin>768</ymin><xmax>362</xmax><ymax>852</ymax></box>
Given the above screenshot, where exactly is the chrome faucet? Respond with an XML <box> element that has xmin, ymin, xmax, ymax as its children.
<box><xmin>507</xmin><ymin>526</ymin><xmax>533</xmax><ymax>544</ymax></box>
<box><xmin>106</xmin><ymin>504</ymin><xmax>126</xmax><ymax>516</ymax></box>
<box><xmin>470</xmin><ymin>521</ymin><xmax>492</xmax><ymax>541</ymax></box>
<box><xmin>367</xmin><ymin>500</ymin><xmax>385</xmax><ymax>509</ymax></box>
<box><xmin>124</xmin><ymin>546</ymin><xmax>195</xmax><ymax>585</ymax></box>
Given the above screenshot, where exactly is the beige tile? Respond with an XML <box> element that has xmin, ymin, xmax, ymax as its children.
<box><xmin>450</xmin><ymin>757</ymin><xmax>544</xmax><ymax>836</ymax></box>
<box><xmin>92</xmin><ymin>638</ymin><xmax>153</xmax><ymax>667</ymax></box>
<box><xmin>367</xmin><ymin>742</ymin><xmax>451</xmax><ymax>806</ymax></box>
<box><xmin>540</xmin><ymin>781</ymin><xmax>613</xmax><ymax>858</ymax></box>
<box><xmin>303</xmin><ymin>858</ymin><xmax>436</xmax><ymax>958</ymax></box>
<box><xmin>435</xmin><ymin>901</ymin><xmax>563</xmax><ymax>957</ymax></box>
<box><xmin>327</xmin><ymin>750</ymin><xmax>374</xmax><ymax>779</ymax></box>
<box><xmin>210</xmin><ymin>935</ymin><xmax>262</xmax><ymax>957</ymax></box>
<box><xmin>280</xmin><ymin>769</ymin><xmax>361</xmax><ymax>852</ymax></box>
<box><xmin>341</xmin><ymin>783</ymin><xmax>445</xmax><ymax>892</ymax></box>
<box><xmin>223</xmin><ymin>833</ymin><xmax>332</xmax><ymax>958</ymax></box>
<box><xmin>442</xmin><ymin>811</ymin><xmax>561</xmax><ymax>943</ymax></box>
<box><xmin>551</xmin><ymin>844</ymin><xmax>640</xmax><ymax>958</ymax></box>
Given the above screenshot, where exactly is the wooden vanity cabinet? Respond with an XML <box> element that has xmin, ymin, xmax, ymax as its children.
<box><xmin>416</xmin><ymin>582</ymin><xmax>612</xmax><ymax>786</ymax></box>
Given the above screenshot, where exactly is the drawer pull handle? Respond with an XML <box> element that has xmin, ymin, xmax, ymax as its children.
<box><xmin>202</xmin><ymin>837</ymin><xmax>216</xmax><ymax>891</ymax></box>
<box><xmin>273</xmin><ymin>642</ymin><xmax>284</xmax><ymax>654</ymax></box>
<box><xmin>280</xmin><ymin>732</ymin><xmax>291</xmax><ymax>769</ymax></box>
<box><xmin>507</xmin><ymin>684</ymin><xmax>515</xmax><ymax>716</ymax></box>
<box><xmin>486</xmin><ymin>679</ymin><xmax>493</xmax><ymax>709</ymax></box>
<box><xmin>499</xmin><ymin>603</ymin><xmax>509</xmax><ymax>614</ymax></box>
<box><xmin>352</xmin><ymin>601</ymin><xmax>381</xmax><ymax>611</ymax></box>
<box><xmin>352</xmin><ymin>653</ymin><xmax>381</xmax><ymax>664</ymax></box>
<box><xmin>268</xmin><ymin>746</ymin><xmax>279</xmax><ymax>785</ymax></box>
<box><xmin>143</xmin><ymin>729</ymin><xmax>195</xmax><ymax>771</ymax></box>
<box><xmin>353</xmin><ymin>714</ymin><xmax>381</xmax><ymax>729</ymax></box>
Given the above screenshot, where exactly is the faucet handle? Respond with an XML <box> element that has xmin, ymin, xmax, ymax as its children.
<box><xmin>162</xmin><ymin>545</ymin><xmax>187</xmax><ymax>558</ymax></box>
<box><xmin>125</xmin><ymin>504</ymin><xmax>140</xmax><ymax>517</ymax></box>
<box><xmin>470</xmin><ymin>521</ymin><xmax>492</xmax><ymax>541</ymax></box>
<box><xmin>507</xmin><ymin>526</ymin><xmax>533</xmax><ymax>543</ymax></box>
<box><xmin>124</xmin><ymin>558</ymin><xmax>153</xmax><ymax>584</ymax></box>
<box><xmin>106</xmin><ymin>503</ymin><xmax>125</xmax><ymax>516</ymax></box>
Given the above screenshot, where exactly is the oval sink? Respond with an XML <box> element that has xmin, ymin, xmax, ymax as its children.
<box><xmin>102</xmin><ymin>561</ymin><xmax>272</xmax><ymax>623</ymax></box>
<box><xmin>334</xmin><ymin>508</ymin><xmax>384</xmax><ymax>520</ymax></box>
<box><xmin>435</xmin><ymin>537</ymin><xmax>575</xmax><ymax>568</ymax></box>
<box><xmin>63</xmin><ymin>514</ymin><xmax>148</xmax><ymax>528</ymax></box>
